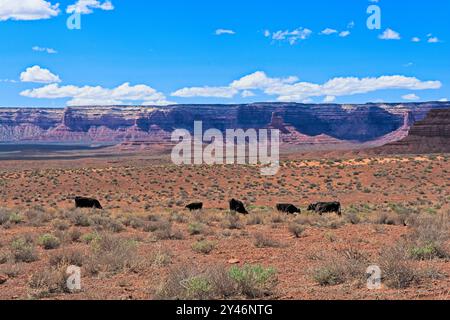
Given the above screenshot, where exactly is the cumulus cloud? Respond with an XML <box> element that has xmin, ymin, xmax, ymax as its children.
<box><xmin>215</xmin><ymin>29</ymin><xmax>235</xmax><ymax>36</ymax></box>
<box><xmin>411</xmin><ymin>37</ymin><xmax>421</xmax><ymax>42</ymax></box>
<box><xmin>0</xmin><ymin>0</ymin><xmax>60</xmax><ymax>21</ymax></box>
<box><xmin>230</xmin><ymin>71</ymin><xmax>298</xmax><ymax>90</ymax></box>
<box><xmin>20</xmin><ymin>82</ymin><xmax>173</xmax><ymax>106</ymax></box>
<box><xmin>428</xmin><ymin>37</ymin><xmax>440</xmax><ymax>43</ymax></box>
<box><xmin>20</xmin><ymin>65</ymin><xmax>61</xmax><ymax>83</ymax></box>
<box><xmin>172</xmin><ymin>86</ymin><xmax>238</xmax><ymax>98</ymax></box>
<box><xmin>66</xmin><ymin>0</ymin><xmax>114</xmax><ymax>14</ymax></box>
<box><xmin>265</xmin><ymin>28</ymin><xmax>312</xmax><ymax>45</ymax></box>
<box><xmin>323</xmin><ymin>96</ymin><xmax>336</xmax><ymax>103</ymax></box>
<box><xmin>171</xmin><ymin>71</ymin><xmax>442</xmax><ymax>102</ymax></box>
<box><xmin>32</xmin><ymin>46</ymin><xmax>57</xmax><ymax>54</ymax></box>
<box><xmin>402</xmin><ymin>93</ymin><xmax>420</xmax><ymax>101</ymax></box>
<box><xmin>379</xmin><ymin>28</ymin><xmax>401</xmax><ymax>40</ymax></box>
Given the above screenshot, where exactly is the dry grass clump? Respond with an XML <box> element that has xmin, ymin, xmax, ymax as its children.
<box><xmin>85</xmin><ymin>233</ymin><xmax>139</xmax><ymax>275</ymax></box>
<box><xmin>192</xmin><ymin>240</ymin><xmax>216</xmax><ymax>254</ymax></box>
<box><xmin>49</xmin><ymin>248</ymin><xmax>86</xmax><ymax>267</ymax></box>
<box><xmin>312</xmin><ymin>248</ymin><xmax>368</xmax><ymax>286</ymax></box>
<box><xmin>378</xmin><ymin>242</ymin><xmax>418</xmax><ymax>289</ymax></box>
<box><xmin>10</xmin><ymin>236</ymin><xmax>39</xmax><ymax>263</ymax></box>
<box><xmin>407</xmin><ymin>212</ymin><xmax>449</xmax><ymax>260</ymax></box>
<box><xmin>254</xmin><ymin>233</ymin><xmax>283</xmax><ymax>248</ymax></box>
<box><xmin>28</xmin><ymin>267</ymin><xmax>69</xmax><ymax>298</ymax></box>
<box><xmin>155</xmin><ymin>263</ymin><xmax>277</xmax><ymax>300</ymax></box>
<box><xmin>222</xmin><ymin>213</ymin><xmax>243</xmax><ymax>230</ymax></box>
<box><xmin>288</xmin><ymin>223</ymin><xmax>305</xmax><ymax>238</ymax></box>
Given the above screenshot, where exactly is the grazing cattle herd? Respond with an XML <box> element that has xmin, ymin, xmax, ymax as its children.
<box><xmin>74</xmin><ymin>197</ymin><xmax>341</xmax><ymax>216</ymax></box>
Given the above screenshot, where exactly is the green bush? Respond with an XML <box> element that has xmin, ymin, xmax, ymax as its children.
<box><xmin>229</xmin><ymin>264</ymin><xmax>277</xmax><ymax>298</ymax></box>
<box><xmin>38</xmin><ymin>234</ymin><xmax>61</xmax><ymax>250</ymax></box>
<box><xmin>11</xmin><ymin>237</ymin><xmax>38</xmax><ymax>263</ymax></box>
<box><xmin>192</xmin><ymin>240</ymin><xmax>216</xmax><ymax>254</ymax></box>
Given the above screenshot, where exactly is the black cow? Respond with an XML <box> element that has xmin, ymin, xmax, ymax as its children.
<box><xmin>308</xmin><ymin>202</ymin><xmax>341</xmax><ymax>216</ymax></box>
<box><xmin>75</xmin><ymin>197</ymin><xmax>103</xmax><ymax>209</ymax></box>
<box><xmin>185</xmin><ymin>202</ymin><xmax>203</xmax><ymax>211</ymax></box>
<box><xmin>229</xmin><ymin>199</ymin><xmax>249</xmax><ymax>215</ymax></box>
<box><xmin>276</xmin><ymin>203</ymin><xmax>301</xmax><ymax>214</ymax></box>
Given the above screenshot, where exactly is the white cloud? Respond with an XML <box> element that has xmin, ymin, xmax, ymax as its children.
<box><xmin>379</xmin><ymin>28</ymin><xmax>401</xmax><ymax>40</ymax></box>
<box><xmin>438</xmin><ymin>98</ymin><xmax>448</xmax><ymax>102</ymax></box>
<box><xmin>171</xmin><ymin>86</ymin><xmax>238</xmax><ymax>98</ymax></box>
<box><xmin>32</xmin><ymin>46</ymin><xmax>57</xmax><ymax>54</ymax></box>
<box><xmin>402</xmin><ymin>93</ymin><xmax>420</xmax><ymax>101</ymax></box>
<box><xmin>347</xmin><ymin>21</ymin><xmax>355</xmax><ymax>29</ymax></box>
<box><xmin>171</xmin><ymin>71</ymin><xmax>442</xmax><ymax>102</ymax></box>
<box><xmin>66</xmin><ymin>0</ymin><xmax>113</xmax><ymax>14</ymax></box>
<box><xmin>0</xmin><ymin>79</ymin><xmax>18</xmax><ymax>83</ymax></box>
<box><xmin>266</xmin><ymin>28</ymin><xmax>312</xmax><ymax>45</ymax></box>
<box><xmin>0</xmin><ymin>0</ymin><xmax>59</xmax><ymax>21</ymax></box>
<box><xmin>428</xmin><ymin>37</ymin><xmax>440</xmax><ymax>43</ymax></box>
<box><xmin>20</xmin><ymin>65</ymin><xmax>61</xmax><ymax>83</ymax></box>
<box><xmin>230</xmin><ymin>71</ymin><xmax>298</xmax><ymax>90</ymax></box>
<box><xmin>323</xmin><ymin>96</ymin><xmax>336</xmax><ymax>103</ymax></box>
<box><xmin>320</xmin><ymin>28</ymin><xmax>337</xmax><ymax>35</ymax></box>
<box><xmin>339</xmin><ymin>31</ymin><xmax>351</xmax><ymax>38</ymax></box>
<box><xmin>20</xmin><ymin>82</ymin><xmax>171</xmax><ymax>106</ymax></box>
<box><xmin>241</xmin><ymin>90</ymin><xmax>255</xmax><ymax>98</ymax></box>
<box><xmin>411</xmin><ymin>37</ymin><xmax>421</xmax><ymax>42</ymax></box>
<box><xmin>215</xmin><ymin>29</ymin><xmax>235</xmax><ymax>36</ymax></box>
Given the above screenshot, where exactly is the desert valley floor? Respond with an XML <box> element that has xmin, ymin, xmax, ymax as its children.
<box><xmin>0</xmin><ymin>151</ymin><xmax>449</xmax><ymax>300</ymax></box>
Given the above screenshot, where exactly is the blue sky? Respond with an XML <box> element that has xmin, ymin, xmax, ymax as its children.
<box><xmin>0</xmin><ymin>0</ymin><xmax>449</xmax><ymax>107</ymax></box>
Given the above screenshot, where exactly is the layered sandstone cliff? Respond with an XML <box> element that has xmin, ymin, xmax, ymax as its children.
<box><xmin>375</xmin><ymin>109</ymin><xmax>450</xmax><ymax>154</ymax></box>
<box><xmin>0</xmin><ymin>102</ymin><xmax>448</xmax><ymax>147</ymax></box>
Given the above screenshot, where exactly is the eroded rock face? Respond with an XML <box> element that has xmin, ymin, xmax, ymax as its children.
<box><xmin>375</xmin><ymin>109</ymin><xmax>450</xmax><ymax>154</ymax></box>
<box><xmin>0</xmin><ymin>102</ymin><xmax>448</xmax><ymax>144</ymax></box>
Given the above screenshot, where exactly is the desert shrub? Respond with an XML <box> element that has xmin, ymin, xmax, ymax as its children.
<box><xmin>49</xmin><ymin>249</ymin><xmax>85</xmax><ymax>267</ymax></box>
<box><xmin>192</xmin><ymin>240</ymin><xmax>216</xmax><ymax>254</ymax></box>
<box><xmin>0</xmin><ymin>209</ymin><xmax>11</xmax><ymax>225</ymax></box>
<box><xmin>0</xmin><ymin>251</ymin><xmax>8</xmax><ymax>265</ymax></box>
<box><xmin>68</xmin><ymin>228</ymin><xmax>82</xmax><ymax>242</ymax></box>
<box><xmin>379</xmin><ymin>243</ymin><xmax>418</xmax><ymax>289</ymax></box>
<box><xmin>408</xmin><ymin>213</ymin><xmax>449</xmax><ymax>260</ymax></box>
<box><xmin>0</xmin><ymin>263</ymin><xmax>21</xmax><ymax>278</ymax></box>
<box><xmin>312</xmin><ymin>249</ymin><xmax>368</xmax><ymax>286</ymax></box>
<box><xmin>85</xmin><ymin>234</ymin><xmax>139</xmax><ymax>275</ymax></box>
<box><xmin>81</xmin><ymin>232</ymin><xmax>101</xmax><ymax>244</ymax></box>
<box><xmin>254</xmin><ymin>233</ymin><xmax>282</xmax><ymax>248</ymax></box>
<box><xmin>69</xmin><ymin>211</ymin><xmax>92</xmax><ymax>227</ymax></box>
<box><xmin>288</xmin><ymin>223</ymin><xmax>305</xmax><ymax>238</ymax></box>
<box><xmin>188</xmin><ymin>222</ymin><xmax>205</xmax><ymax>235</ymax></box>
<box><xmin>373</xmin><ymin>212</ymin><xmax>405</xmax><ymax>226</ymax></box>
<box><xmin>151</xmin><ymin>220</ymin><xmax>183</xmax><ymax>240</ymax></box>
<box><xmin>229</xmin><ymin>264</ymin><xmax>277</xmax><ymax>298</ymax></box>
<box><xmin>91</xmin><ymin>215</ymin><xmax>125</xmax><ymax>233</ymax></box>
<box><xmin>10</xmin><ymin>236</ymin><xmax>38</xmax><ymax>263</ymax></box>
<box><xmin>156</xmin><ymin>264</ymin><xmax>236</xmax><ymax>300</ymax></box>
<box><xmin>52</xmin><ymin>219</ymin><xmax>70</xmax><ymax>231</ymax></box>
<box><xmin>8</xmin><ymin>212</ymin><xmax>23</xmax><ymax>224</ymax></box>
<box><xmin>222</xmin><ymin>213</ymin><xmax>242</xmax><ymax>230</ymax></box>
<box><xmin>38</xmin><ymin>234</ymin><xmax>61</xmax><ymax>250</ymax></box>
<box><xmin>28</xmin><ymin>268</ymin><xmax>68</xmax><ymax>298</ymax></box>
<box><xmin>24</xmin><ymin>208</ymin><xmax>53</xmax><ymax>227</ymax></box>
<box><xmin>150</xmin><ymin>246</ymin><xmax>173</xmax><ymax>267</ymax></box>
<box><xmin>120</xmin><ymin>215</ymin><xmax>145</xmax><ymax>229</ymax></box>
<box><xmin>345</xmin><ymin>212</ymin><xmax>361</xmax><ymax>225</ymax></box>
<box><xmin>246</xmin><ymin>215</ymin><xmax>264</xmax><ymax>226</ymax></box>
